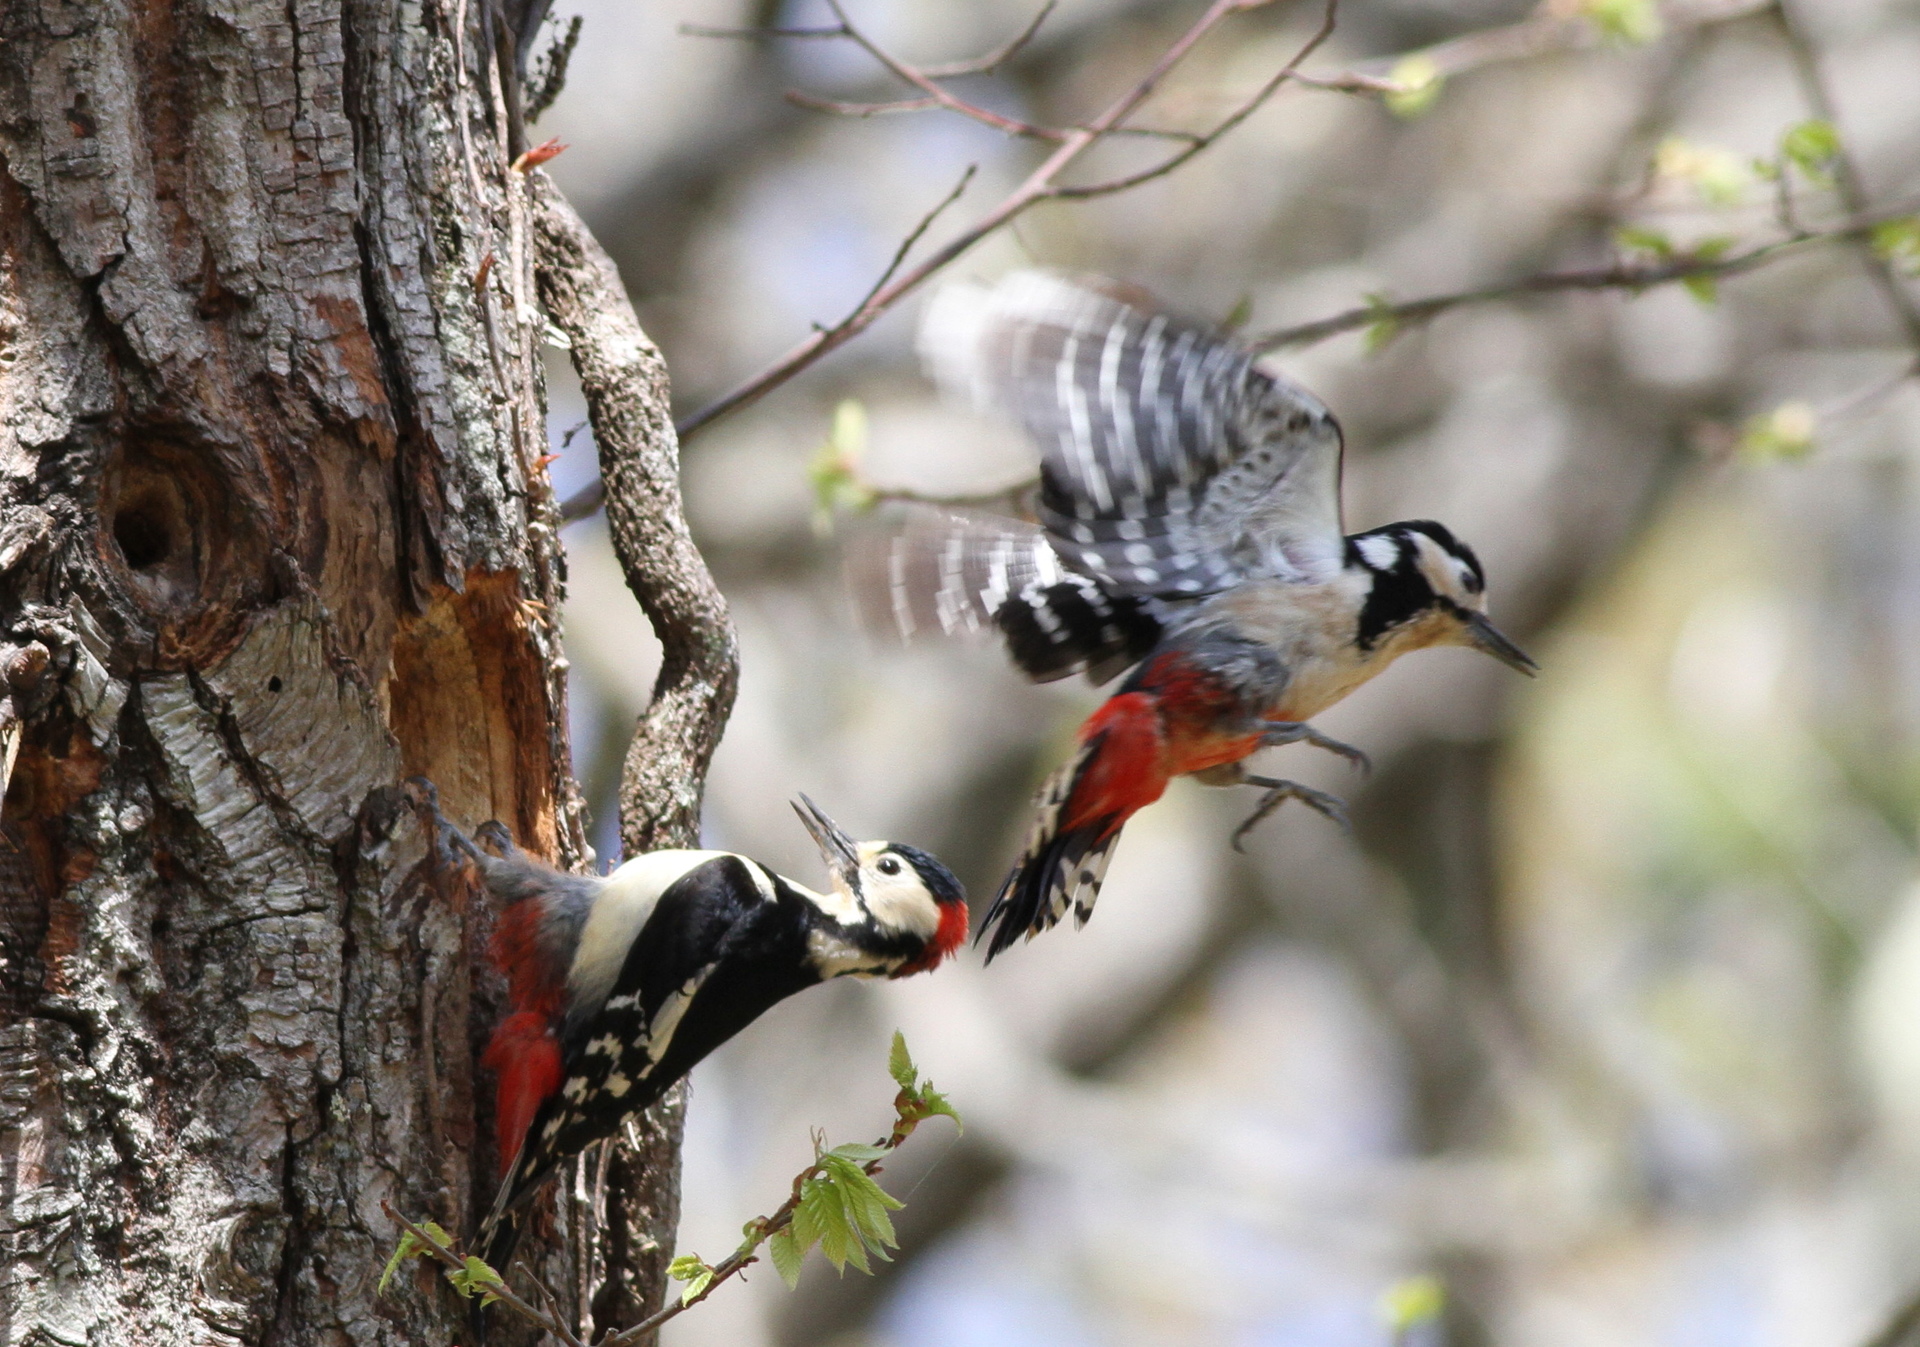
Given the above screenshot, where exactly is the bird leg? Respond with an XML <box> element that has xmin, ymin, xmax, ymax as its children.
<box><xmin>1256</xmin><ymin>719</ymin><xmax>1370</xmax><ymax>774</ymax></box>
<box><xmin>1231</xmin><ymin>773</ymin><xmax>1351</xmax><ymax>852</ymax></box>
<box><xmin>401</xmin><ymin>776</ymin><xmax>515</xmax><ymax>871</ymax></box>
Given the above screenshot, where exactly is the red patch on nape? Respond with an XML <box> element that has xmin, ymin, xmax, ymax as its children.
<box><xmin>482</xmin><ymin>1010</ymin><xmax>564</xmax><ymax>1177</ymax></box>
<box><xmin>891</xmin><ymin>898</ymin><xmax>969</xmax><ymax>979</ymax></box>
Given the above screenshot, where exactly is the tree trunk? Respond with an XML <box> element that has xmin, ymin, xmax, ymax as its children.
<box><xmin>0</xmin><ymin>2</ymin><xmax>701</xmax><ymax>1341</ymax></box>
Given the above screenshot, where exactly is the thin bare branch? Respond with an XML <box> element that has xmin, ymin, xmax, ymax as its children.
<box><xmin>597</xmin><ymin>0</ymin><xmax>1807</xmax><ymax>515</ymax></box>
<box><xmin>839</xmin><ymin>164</ymin><xmax>980</xmax><ymax>331</ymax></box>
<box><xmin>663</xmin><ymin>0</ymin><xmax>1328</xmax><ymax>450</ymax></box>
<box><xmin>922</xmin><ymin>0</ymin><xmax>1059</xmax><ymax>77</ymax></box>
<box><xmin>678</xmin><ymin>21</ymin><xmax>847</xmax><ymax>40</ymax></box>
<box><xmin>820</xmin><ymin>0</ymin><xmax>1062</xmax><ymax>140</ymax></box>
<box><xmin>1052</xmin><ymin>0</ymin><xmax>1337</xmax><ymax>200</ymax></box>
<box><xmin>785</xmin><ymin>90</ymin><xmax>946</xmax><ymax>120</ymax></box>
<box><xmin>1250</xmin><ymin>213</ymin><xmax>1916</xmax><ymax>351</ymax></box>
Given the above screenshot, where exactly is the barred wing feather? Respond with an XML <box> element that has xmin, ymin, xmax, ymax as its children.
<box><xmin>846</xmin><ymin>505</ymin><xmax>1162</xmax><ymax>684</ymax></box>
<box><xmin>920</xmin><ymin>271</ymin><xmax>1348</xmax><ymax>596</ymax></box>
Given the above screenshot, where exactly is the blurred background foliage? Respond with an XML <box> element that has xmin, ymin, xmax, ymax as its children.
<box><xmin>530</xmin><ymin>0</ymin><xmax>1920</xmax><ymax>1340</ymax></box>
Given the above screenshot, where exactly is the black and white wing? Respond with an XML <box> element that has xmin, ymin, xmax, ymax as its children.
<box><xmin>920</xmin><ymin>271</ymin><xmax>1347</xmax><ymax>596</ymax></box>
<box><xmin>846</xmin><ymin>504</ymin><xmax>1162</xmax><ymax>684</ymax></box>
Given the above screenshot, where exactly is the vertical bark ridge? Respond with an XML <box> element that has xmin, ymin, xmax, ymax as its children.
<box><xmin>531</xmin><ymin>171</ymin><xmax>741</xmax><ymax>1341</ymax></box>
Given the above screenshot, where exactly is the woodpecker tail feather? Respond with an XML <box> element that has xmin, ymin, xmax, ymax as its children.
<box><xmin>981</xmin><ymin>691</ymin><xmax>1170</xmax><ymax>958</ymax></box>
<box><xmin>979</xmin><ymin>807</ymin><xmax>1123</xmax><ymax>960</ymax></box>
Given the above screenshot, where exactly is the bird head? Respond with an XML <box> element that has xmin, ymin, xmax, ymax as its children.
<box><xmin>1350</xmin><ymin>520</ymin><xmax>1537</xmax><ymax>676</ymax></box>
<box><xmin>791</xmin><ymin>795</ymin><xmax>969</xmax><ymax>976</ymax></box>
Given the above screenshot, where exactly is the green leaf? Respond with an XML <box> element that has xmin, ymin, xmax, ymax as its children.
<box><xmin>1359</xmin><ymin>292</ymin><xmax>1401</xmax><ymax>354</ymax></box>
<box><xmin>1871</xmin><ymin>216</ymin><xmax>1920</xmax><ymax>275</ymax></box>
<box><xmin>379</xmin><ymin>1220</ymin><xmax>452</xmax><ymax>1295</ymax></box>
<box><xmin>888</xmin><ymin>1031</ymin><xmax>917</xmax><ymax>1091</ymax></box>
<box><xmin>1682</xmin><ymin>273</ymin><xmax>1718</xmax><ymax>305</ymax></box>
<box><xmin>446</xmin><ymin>1255</ymin><xmax>505</xmax><ymax>1306</ymax></box>
<box><xmin>845</xmin><ymin>1187</ymin><xmax>902</xmax><ymax>1252</ymax></box>
<box><xmin>1739</xmin><ymin>400</ymin><xmax>1817</xmax><ymax>460</ymax></box>
<box><xmin>791</xmin><ymin>1180</ymin><xmax>829</xmax><ymax>1254</ymax></box>
<box><xmin>669</xmin><ymin>1253</ymin><xmax>712</xmax><ymax>1283</ymax></box>
<box><xmin>1384</xmin><ymin>54</ymin><xmax>1442</xmax><ymax>118</ymax></box>
<box><xmin>1584</xmin><ymin>0</ymin><xmax>1661</xmax><ymax>44</ymax></box>
<box><xmin>1782</xmin><ymin>119</ymin><xmax>1840</xmax><ymax>184</ymax></box>
<box><xmin>1220</xmin><ymin>292</ymin><xmax>1254</xmax><ymax>332</ymax></box>
<box><xmin>917</xmin><ymin>1087</ymin><xmax>964</xmax><ymax>1131</ymax></box>
<box><xmin>768</xmin><ymin>1227</ymin><xmax>806</xmax><ymax>1289</ymax></box>
<box><xmin>1380</xmin><ymin>1274</ymin><xmax>1447</xmax><ymax>1332</ymax></box>
<box><xmin>811</xmin><ymin>1178</ymin><xmax>863</xmax><ymax>1273</ymax></box>
<box><xmin>1615</xmin><ymin>225</ymin><xmax>1673</xmax><ymax>260</ymax></box>
<box><xmin>827</xmin><ymin>1142</ymin><xmax>889</xmax><ymax>1166</ymax></box>
<box><xmin>678</xmin><ymin>1269</ymin><xmax>715</xmax><ymax>1306</ymax></box>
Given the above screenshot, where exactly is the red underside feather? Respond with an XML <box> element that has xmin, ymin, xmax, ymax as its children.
<box><xmin>1064</xmin><ymin>656</ymin><xmax>1262</xmax><ymax>838</ymax></box>
<box><xmin>486</xmin><ymin>901</ymin><xmax>569</xmax><ymax>1176</ymax></box>
<box><xmin>482</xmin><ymin>1010</ymin><xmax>563</xmax><ymax>1177</ymax></box>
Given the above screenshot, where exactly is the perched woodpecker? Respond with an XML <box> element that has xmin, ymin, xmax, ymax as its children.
<box><xmin>405</xmin><ymin>784</ymin><xmax>968</xmax><ymax>1273</ymax></box>
<box><xmin>879</xmin><ymin>271</ymin><xmax>1537</xmax><ymax>959</ymax></box>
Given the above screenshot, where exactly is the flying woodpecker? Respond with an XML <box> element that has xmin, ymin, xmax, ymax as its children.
<box><xmin>879</xmin><ymin>271</ymin><xmax>1537</xmax><ymax>959</ymax></box>
<box><xmin>404</xmin><ymin>783</ymin><xmax>968</xmax><ymax>1273</ymax></box>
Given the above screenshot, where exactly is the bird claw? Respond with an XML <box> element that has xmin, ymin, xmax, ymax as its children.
<box><xmin>1256</xmin><ymin>720</ymin><xmax>1370</xmax><ymax>775</ymax></box>
<box><xmin>1230</xmin><ymin>776</ymin><xmax>1351</xmax><ymax>852</ymax></box>
<box><xmin>474</xmin><ymin>819</ymin><xmax>518</xmax><ymax>859</ymax></box>
<box><xmin>401</xmin><ymin>775</ymin><xmax>486</xmax><ymax>869</ymax></box>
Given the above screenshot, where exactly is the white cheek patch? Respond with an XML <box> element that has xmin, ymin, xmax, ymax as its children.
<box><xmin>862</xmin><ymin>873</ymin><xmax>941</xmax><ymax>940</ymax></box>
<box><xmin>1355</xmin><ymin>534</ymin><xmax>1399</xmax><ymax>571</ymax></box>
<box><xmin>1409</xmin><ymin>534</ymin><xmax>1470</xmax><ymax>604</ymax></box>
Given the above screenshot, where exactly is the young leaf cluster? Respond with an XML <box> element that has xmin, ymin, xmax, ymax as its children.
<box><xmin>661</xmin><ymin>1032</ymin><xmax>963</xmax><ymax>1315</ymax></box>
<box><xmin>377</xmin><ymin>1214</ymin><xmax>511</xmax><ymax>1316</ymax></box>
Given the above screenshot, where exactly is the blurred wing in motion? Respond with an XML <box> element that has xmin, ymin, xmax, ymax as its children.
<box><xmin>920</xmin><ymin>270</ymin><xmax>1349</xmax><ymax>596</ymax></box>
<box><xmin>845</xmin><ymin>504</ymin><xmax>1162</xmax><ymax>684</ymax></box>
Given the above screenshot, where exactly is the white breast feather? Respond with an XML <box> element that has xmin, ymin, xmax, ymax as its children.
<box><xmin>567</xmin><ymin>850</ymin><xmax>733</xmax><ymax>1018</ymax></box>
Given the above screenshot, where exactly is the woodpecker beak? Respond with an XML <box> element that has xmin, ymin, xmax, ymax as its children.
<box><xmin>793</xmin><ymin>794</ymin><xmax>862</xmax><ymax>889</ymax></box>
<box><xmin>1463</xmin><ymin>612</ymin><xmax>1538</xmax><ymax>676</ymax></box>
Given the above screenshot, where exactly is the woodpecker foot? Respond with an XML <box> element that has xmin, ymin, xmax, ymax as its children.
<box><xmin>474</xmin><ymin>819</ymin><xmax>518</xmax><ymax>859</ymax></box>
<box><xmin>1256</xmin><ymin>720</ymin><xmax>1370</xmax><ymax>774</ymax></box>
<box><xmin>1231</xmin><ymin>775</ymin><xmax>1350</xmax><ymax>851</ymax></box>
<box><xmin>401</xmin><ymin>776</ymin><xmax>486</xmax><ymax>870</ymax></box>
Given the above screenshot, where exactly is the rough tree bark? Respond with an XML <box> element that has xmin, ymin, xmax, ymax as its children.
<box><xmin>0</xmin><ymin>2</ymin><xmax>720</xmax><ymax>1343</ymax></box>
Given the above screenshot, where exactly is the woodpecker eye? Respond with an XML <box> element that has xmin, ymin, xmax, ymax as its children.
<box><xmin>877</xmin><ymin>856</ymin><xmax>903</xmax><ymax>876</ymax></box>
